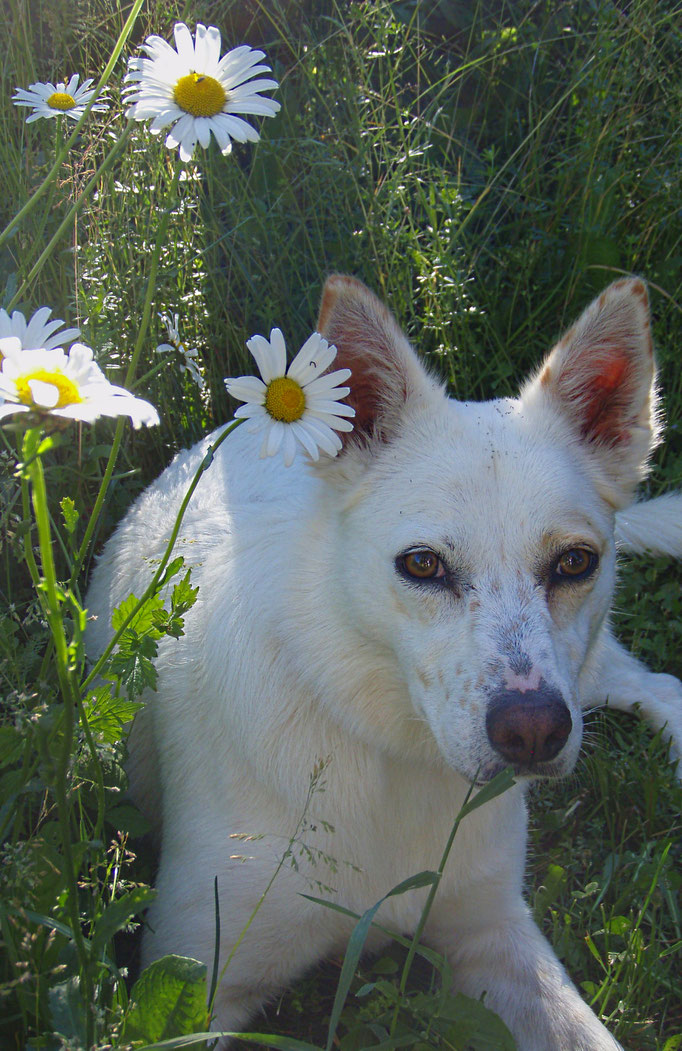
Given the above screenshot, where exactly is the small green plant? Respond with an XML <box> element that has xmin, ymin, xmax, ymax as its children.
<box><xmin>1</xmin><ymin>1</ymin><xmax>681</xmax><ymax>1049</ymax></box>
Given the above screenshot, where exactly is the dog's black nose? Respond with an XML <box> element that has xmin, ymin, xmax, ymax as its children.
<box><xmin>486</xmin><ymin>686</ymin><xmax>572</xmax><ymax>767</ymax></box>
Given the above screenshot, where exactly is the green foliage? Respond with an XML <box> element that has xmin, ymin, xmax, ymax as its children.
<box><xmin>1</xmin><ymin>0</ymin><xmax>681</xmax><ymax>1048</ymax></box>
<box><xmin>123</xmin><ymin>956</ymin><xmax>208</xmax><ymax>1043</ymax></box>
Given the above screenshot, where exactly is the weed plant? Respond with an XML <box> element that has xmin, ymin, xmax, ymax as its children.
<box><xmin>0</xmin><ymin>0</ymin><xmax>681</xmax><ymax>1048</ymax></box>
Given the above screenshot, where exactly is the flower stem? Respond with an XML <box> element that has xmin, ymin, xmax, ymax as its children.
<box><xmin>22</xmin><ymin>429</ymin><xmax>95</xmax><ymax>1040</ymax></box>
<box><xmin>81</xmin><ymin>418</ymin><xmax>242</xmax><ymax>693</ymax></box>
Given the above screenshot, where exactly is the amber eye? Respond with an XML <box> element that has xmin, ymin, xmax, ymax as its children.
<box><xmin>553</xmin><ymin>547</ymin><xmax>598</xmax><ymax>581</ymax></box>
<box><xmin>401</xmin><ymin>549</ymin><xmax>443</xmax><ymax>580</ymax></box>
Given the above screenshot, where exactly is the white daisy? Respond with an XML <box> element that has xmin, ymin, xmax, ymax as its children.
<box><xmin>0</xmin><ymin>307</ymin><xmax>80</xmax><ymax>356</ymax></box>
<box><xmin>225</xmin><ymin>329</ymin><xmax>355</xmax><ymax>467</ymax></box>
<box><xmin>123</xmin><ymin>22</ymin><xmax>281</xmax><ymax>162</ymax></box>
<box><xmin>0</xmin><ymin>339</ymin><xmax>159</xmax><ymax>429</ymax></box>
<box><xmin>156</xmin><ymin>310</ymin><xmax>205</xmax><ymax>389</ymax></box>
<box><xmin>13</xmin><ymin>74</ymin><xmax>107</xmax><ymax>123</ymax></box>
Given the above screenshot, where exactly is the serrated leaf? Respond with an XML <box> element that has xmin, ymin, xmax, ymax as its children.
<box><xmin>84</xmin><ymin>685</ymin><xmax>143</xmax><ymax>743</ymax></box>
<box><xmin>171</xmin><ymin>571</ymin><xmax>199</xmax><ymax>617</ymax></box>
<box><xmin>107</xmin><ymin>629</ymin><xmax>159</xmax><ymax>700</ymax></box>
<box><xmin>60</xmin><ymin>496</ymin><xmax>79</xmax><ymax>535</ymax></box>
<box><xmin>123</xmin><ymin>955</ymin><xmax>208</xmax><ymax>1042</ymax></box>
<box><xmin>112</xmin><ymin>593</ymin><xmax>165</xmax><ymax>637</ymax></box>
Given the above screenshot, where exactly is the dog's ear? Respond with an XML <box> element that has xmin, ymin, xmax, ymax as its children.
<box><xmin>317</xmin><ymin>275</ymin><xmax>440</xmax><ymax>449</ymax></box>
<box><xmin>521</xmin><ymin>278</ymin><xmax>660</xmax><ymax>507</ymax></box>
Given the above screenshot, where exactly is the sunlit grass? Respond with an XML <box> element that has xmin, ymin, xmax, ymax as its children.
<box><xmin>1</xmin><ymin>0</ymin><xmax>681</xmax><ymax>1047</ymax></box>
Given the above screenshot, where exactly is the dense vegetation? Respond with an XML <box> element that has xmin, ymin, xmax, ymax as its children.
<box><xmin>0</xmin><ymin>1</ymin><xmax>680</xmax><ymax>1047</ymax></box>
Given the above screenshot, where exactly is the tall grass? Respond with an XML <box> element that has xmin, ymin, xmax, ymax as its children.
<box><xmin>0</xmin><ymin>0</ymin><xmax>680</xmax><ymax>1047</ymax></box>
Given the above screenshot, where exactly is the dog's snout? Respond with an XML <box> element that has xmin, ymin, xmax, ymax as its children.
<box><xmin>486</xmin><ymin>685</ymin><xmax>572</xmax><ymax>767</ymax></box>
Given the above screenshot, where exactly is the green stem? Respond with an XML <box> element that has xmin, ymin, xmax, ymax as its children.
<box><xmin>23</xmin><ymin>430</ymin><xmax>95</xmax><ymax>1040</ymax></box>
<box><xmin>388</xmin><ymin>778</ymin><xmax>478</xmax><ymax>1038</ymax></box>
<box><xmin>81</xmin><ymin>419</ymin><xmax>242</xmax><ymax>693</ymax></box>
<box><xmin>0</xmin><ymin>0</ymin><xmax>146</xmax><ymax>251</ymax></box>
<box><xmin>69</xmin><ymin>162</ymin><xmax>184</xmax><ymax>590</ymax></box>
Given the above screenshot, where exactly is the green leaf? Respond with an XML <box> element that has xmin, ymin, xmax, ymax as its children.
<box><xmin>84</xmin><ymin>685</ymin><xmax>143</xmax><ymax>744</ymax></box>
<box><xmin>107</xmin><ymin>628</ymin><xmax>159</xmax><ymax>700</ymax></box>
<box><xmin>605</xmin><ymin>915</ymin><xmax>632</xmax><ymax>937</ymax></box>
<box><xmin>90</xmin><ymin>887</ymin><xmax>156</xmax><ymax>961</ymax></box>
<box><xmin>434</xmin><ymin>991</ymin><xmax>517</xmax><ymax>1049</ymax></box>
<box><xmin>172</xmin><ymin>570</ymin><xmax>199</xmax><ymax>617</ymax></box>
<box><xmin>123</xmin><ymin>955</ymin><xmax>208</xmax><ymax>1043</ymax></box>
<box><xmin>49</xmin><ymin>977</ymin><xmax>87</xmax><ymax>1041</ymax></box>
<box><xmin>106</xmin><ymin>803</ymin><xmax>151</xmax><ymax>837</ymax></box>
<box><xmin>325</xmin><ymin>871</ymin><xmax>438</xmax><ymax>1051</ymax></box>
<box><xmin>60</xmin><ymin>496</ymin><xmax>79</xmax><ymax>535</ymax></box>
<box><xmin>0</xmin><ymin>725</ymin><xmax>23</xmax><ymax>765</ymax></box>
<box><xmin>458</xmin><ymin>767</ymin><xmax>516</xmax><ymax>820</ymax></box>
<box><xmin>112</xmin><ymin>592</ymin><xmax>165</xmax><ymax>637</ymax></box>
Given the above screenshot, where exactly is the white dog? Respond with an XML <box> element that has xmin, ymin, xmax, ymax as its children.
<box><xmin>86</xmin><ymin>275</ymin><xmax>682</xmax><ymax>1050</ymax></box>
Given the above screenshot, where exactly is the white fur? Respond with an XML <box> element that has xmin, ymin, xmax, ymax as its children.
<box><xmin>86</xmin><ymin>277</ymin><xmax>681</xmax><ymax>1050</ymax></box>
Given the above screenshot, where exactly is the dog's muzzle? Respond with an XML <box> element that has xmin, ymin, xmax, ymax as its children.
<box><xmin>486</xmin><ymin>683</ymin><xmax>572</xmax><ymax>771</ymax></box>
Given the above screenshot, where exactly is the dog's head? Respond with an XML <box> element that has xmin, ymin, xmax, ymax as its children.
<box><xmin>313</xmin><ymin>275</ymin><xmax>658</xmax><ymax>783</ymax></box>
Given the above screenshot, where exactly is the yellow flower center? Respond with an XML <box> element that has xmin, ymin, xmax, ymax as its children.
<box><xmin>15</xmin><ymin>368</ymin><xmax>82</xmax><ymax>408</ymax></box>
<box><xmin>265</xmin><ymin>377</ymin><xmax>306</xmax><ymax>423</ymax></box>
<box><xmin>173</xmin><ymin>73</ymin><xmax>227</xmax><ymax>117</ymax></box>
<box><xmin>47</xmin><ymin>91</ymin><xmax>77</xmax><ymax>111</ymax></box>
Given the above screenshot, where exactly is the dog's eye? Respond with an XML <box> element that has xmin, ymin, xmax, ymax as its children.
<box><xmin>399</xmin><ymin>549</ymin><xmax>444</xmax><ymax>581</ymax></box>
<box><xmin>553</xmin><ymin>547</ymin><xmax>598</xmax><ymax>581</ymax></box>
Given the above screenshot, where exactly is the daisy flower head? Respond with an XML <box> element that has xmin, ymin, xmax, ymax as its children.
<box><xmin>13</xmin><ymin>74</ymin><xmax>107</xmax><ymax>124</ymax></box>
<box><xmin>0</xmin><ymin>306</ymin><xmax>80</xmax><ymax>358</ymax></box>
<box><xmin>0</xmin><ymin>340</ymin><xmax>159</xmax><ymax>430</ymax></box>
<box><xmin>225</xmin><ymin>329</ymin><xmax>355</xmax><ymax>467</ymax></box>
<box><xmin>123</xmin><ymin>22</ymin><xmax>281</xmax><ymax>162</ymax></box>
<box><xmin>156</xmin><ymin>310</ymin><xmax>205</xmax><ymax>389</ymax></box>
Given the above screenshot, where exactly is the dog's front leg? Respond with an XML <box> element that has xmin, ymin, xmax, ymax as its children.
<box><xmin>581</xmin><ymin>627</ymin><xmax>682</xmax><ymax>778</ymax></box>
<box><xmin>428</xmin><ymin>899</ymin><xmax>622</xmax><ymax>1051</ymax></box>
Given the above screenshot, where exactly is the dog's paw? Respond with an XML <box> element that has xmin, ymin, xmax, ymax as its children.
<box><xmin>640</xmin><ymin>671</ymin><xmax>682</xmax><ymax>779</ymax></box>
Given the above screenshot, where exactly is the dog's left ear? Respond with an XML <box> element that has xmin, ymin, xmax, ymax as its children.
<box><xmin>317</xmin><ymin>274</ymin><xmax>441</xmax><ymax>450</ymax></box>
<box><xmin>520</xmin><ymin>278</ymin><xmax>660</xmax><ymax>507</ymax></box>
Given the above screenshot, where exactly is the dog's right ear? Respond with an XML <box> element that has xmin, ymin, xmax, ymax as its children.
<box><xmin>520</xmin><ymin>278</ymin><xmax>660</xmax><ymax>508</ymax></box>
<box><xmin>317</xmin><ymin>275</ymin><xmax>441</xmax><ymax>449</ymax></box>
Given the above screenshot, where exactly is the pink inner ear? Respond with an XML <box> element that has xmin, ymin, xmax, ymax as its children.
<box><xmin>571</xmin><ymin>346</ymin><xmax>634</xmax><ymax>446</ymax></box>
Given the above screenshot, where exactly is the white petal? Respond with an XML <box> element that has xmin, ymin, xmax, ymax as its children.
<box><xmin>299</xmin><ymin>417</ymin><xmax>343</xmax><ymax>455</ymax></box>
<box><xmin>246</xmin><ymin>332</ymin><xmax>284</xmax><ymax>383</ymax></box>
<box><xmin>173</xmin><ymin>23</ymin><xmax>195</xmax><ymax>65</ymax></box>
<box><xmin>195</xmin><ymin>117</ymin><xmax>212</xmax><ymax>149</ymax></box>
<box><xmin>279</xmin><ymin>426</ymin><xmax>296</xmax><ymax>466</ymax></box>
<box><xmin>226</xmin><ymin>97</ymin><xmax>280</xmax><ymax>117</ymax></box>
<box><xmin>290</xmin><ymin>420</ymin><xmax>320</xmax><ymax>460</ymax></box>
<box><xmin>218</xmin><ymin>113</ymin><xmax>259</xmax><ymax>142</ymax></box>
<box><xmin>234</xmin><ymin>403</ymin><xmax>266</xmax><ymax>420</ymax></box>
<box><xmin>307</xmin><ymin>398</ymin><xmax>356</xmax><ymax>417</ymax></box>
<box><xmin>28</xmin><ymin>379</ymin><xmax>61</xmax><ymax>408</ymax></box>
<box><xmin>304</xmin><ymin>369</ymin><xmax>352</xmax><ymax>395</ymax></box>
<box><xmin>261</xmin><ymin>420</ymin><xmax>284</xmax><ymax>458</ymax></box>
<box><xmin>224</xmin><ymin>375</ymin><xmax>267</xmax><ymax>401</ymax></box>
<box><xmin>0</xmin><ymin>336</ymin><xmax>23</xmax><ymax>359</ymax></box>
<box><xmin>0</xmin><ymin>403</ymin><xmax>28</xmax><ymax>419</ymax></box>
